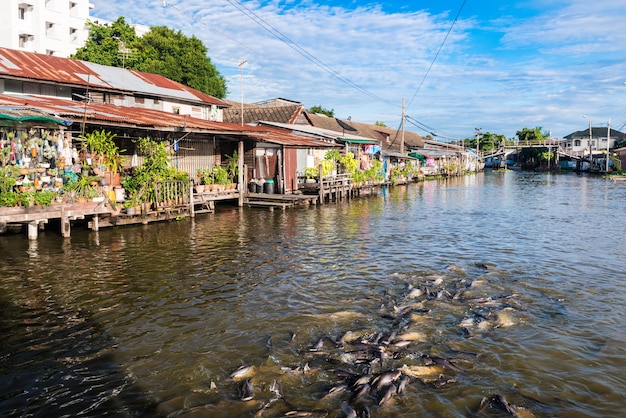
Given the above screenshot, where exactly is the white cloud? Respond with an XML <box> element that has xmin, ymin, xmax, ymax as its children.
<box><xmin>90</xmin><ymin>0</ymin><xmax>626</xmax><ymax>138</ymax></box>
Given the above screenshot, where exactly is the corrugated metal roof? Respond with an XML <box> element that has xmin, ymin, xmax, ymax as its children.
<box><xmin>0</xmin><ymin>94</ymin><xmax>335</xmax><ymax>148</ymax></box>
<box><xmin>0</xmin><ymin>47</ymin><xmax>229</xmax><ymax>107</ymax></box>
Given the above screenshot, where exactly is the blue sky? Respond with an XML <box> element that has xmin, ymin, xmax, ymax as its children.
<box><xmin>90</xmin><ymin>0</ymin><xmax>626</xmax><ymax>140</ymax></box>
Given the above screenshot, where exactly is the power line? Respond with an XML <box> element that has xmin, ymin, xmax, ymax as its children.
<box><xmin>407</xmin><ymin>0</ymin><xmax>468</xmax><ymax>109</ymax></box>
<box><xmin>221</xmin><ymin>0</ymin><xmax>393</xmax><ymax>104</ymax></box>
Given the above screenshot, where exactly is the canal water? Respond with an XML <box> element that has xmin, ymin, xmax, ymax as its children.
<box><xmin>1</xmin><ymin>171</ymin><xmax>624</xmax><ymax>417</ymax></box>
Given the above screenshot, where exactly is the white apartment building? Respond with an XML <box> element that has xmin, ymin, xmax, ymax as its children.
<box><xmin>0</xmin><ymin>0</ymin><xmax>93</xmax><ymax>57</ymax></box>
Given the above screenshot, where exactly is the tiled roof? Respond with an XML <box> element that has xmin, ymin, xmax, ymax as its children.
<box><xmin>0</xmin><ymin>47</ymin><xmax>228</xmax><ymax>107</ymax></box>
<box><xmin>302</xmin><ymin>111</ymin><xmax>425</xmax><ymax>151</ymax></box>
<box><xmin>222</xmin><ymin>100</ymin><xmax>303</xmax><ymax>124</ymax></box>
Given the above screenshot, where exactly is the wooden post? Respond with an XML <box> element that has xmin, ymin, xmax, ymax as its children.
<box><xmin>61</xmin><ymin>207</ymin><xmax>71</xmax><ymax>238</ymax></box>
<box><xmin>238</xmin><ymin>141</ymin><xmax>244</xmax><ymax>207</ymax></box>
<box><xmin>190</xmin><ymin>181</ymin><xmax>195</xmax><ymax>218</ymax></box>
<box><xmin>318</xmin><ymin>164</ymin><xmax>324</xmax><ymax>205</ymax></box>
<box><xmin>92</xmin><ymin>215</ymin><xmax>99</xmax><ymax>231</ymax></box>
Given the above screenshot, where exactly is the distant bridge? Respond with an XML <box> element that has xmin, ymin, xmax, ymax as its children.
<box><xmin>482</xmin><ymin>141</ymin><xmax>582</xmax><ymax>161</ymax></box>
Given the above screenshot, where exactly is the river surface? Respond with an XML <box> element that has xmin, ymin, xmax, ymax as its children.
<box><xmin>1</xmin><ymin>171</ymin><xmax>625</xmax><ymax>417</ymax></box>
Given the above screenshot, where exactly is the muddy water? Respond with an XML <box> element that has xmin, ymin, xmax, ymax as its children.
<box><xmin>1</xmin><ymin>171</ymin><xmax>625</xmax><ymax>417</ymax></box>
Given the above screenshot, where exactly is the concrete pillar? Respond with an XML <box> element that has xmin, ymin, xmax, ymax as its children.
<box><xmin>27</xmin><ymin>221</ymin><xmax>38</xmax><ymax>240</ymax></box>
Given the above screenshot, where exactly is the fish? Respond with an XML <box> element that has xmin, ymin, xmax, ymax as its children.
<box><xmin>422</xmin><ymin>354</ymin><xmax>464</xmax><ymax>373</ymax></box>
<box><xmin>372</xmin><ymin>370</ymin><xmax>401</xmax><ymax>390</ymax></box>
<box><xmin>284</xmin><ymin>410</ymin><xmax>329</xmax><ymax>417</ymax></box>
<box><xmin>378</xmin><ymin>383</ymin><xmax>397</xmax><ymax>406</ymax></box>
<box><xmin>396</xmin><ymin>375</ymin><xmax>410</xmax><ymax>394</ymax></box>
<box><xmin>240</xmin><ymin>379</ymin><xmax>255</xmax><ymax>401</ymax></box>
<box><xmin>350</xmin><ymin>383</ymin><xmax>371</xmax><ymax>402</ymax></box>
<box><xmin>478</xmin><ymin>393</ymin><xmax>519</xmax><ymax>416</ymax></box>
<box><xmin>230</xmin><ymin>364</ymin><xmax>255</xmax><ymax>381</ymax></box>
<box><xmin>270</xmin><ymin>379</ymin><xmax>283</xmax><ymax>399</ymax></box>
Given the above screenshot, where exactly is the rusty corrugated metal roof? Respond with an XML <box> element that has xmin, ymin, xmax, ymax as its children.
<box><xmin>0</xmin><ymin>94</ymin><xmax>335</xmax><ymax>148</ymax></box>
<box><xmin>0</xmin><ymin>47</ymin><xmax>229</xmax><ymax>107</ymax></box>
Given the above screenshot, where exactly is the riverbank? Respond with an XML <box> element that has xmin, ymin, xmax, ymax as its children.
<box><xmin>0</xmin><ymin>174</ymin><xmax>432</xmax><ymax>239</ymax></box>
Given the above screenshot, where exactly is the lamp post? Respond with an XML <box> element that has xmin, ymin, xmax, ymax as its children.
<box><xmin>606</xmin><ymin>118</ymin><xmax>611</xmax><ymax>172</ymax></box>
<box><xmin>238</xmin><ymin>59</ymin><xmax>247</xmax><ymax>126</ymax></box>
<box><xmin>583</xmin><ymin>115</ymin><xmax>592</xmax><ymax>161</ymax></box>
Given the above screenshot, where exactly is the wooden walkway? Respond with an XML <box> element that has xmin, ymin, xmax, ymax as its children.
<box><xmin>244</xmin><ymin>193</ymin><xmax>317</xmax><ymax>211</ymax></box>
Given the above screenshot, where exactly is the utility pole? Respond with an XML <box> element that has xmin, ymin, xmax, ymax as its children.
<box><xmin>400</xmin><ymin>98</ymin><xmax>405</xmax><ymax>154</ymax></box>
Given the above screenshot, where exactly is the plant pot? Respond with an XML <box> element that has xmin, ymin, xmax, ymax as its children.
<box><xmin>126</xmin><ymin>207</ymin><xmax>136</xmax><ymax>215</ymax></box>
<box><xmin>195</xmin><ymin>185</ymin><xmax>205</xmax><ymax>193</ymax></box>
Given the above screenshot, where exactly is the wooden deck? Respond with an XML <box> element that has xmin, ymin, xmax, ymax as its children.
<box><xmin>244</xmin><ymin>193</ymin><xmax>318</xmax><ymax>211</ymax></box>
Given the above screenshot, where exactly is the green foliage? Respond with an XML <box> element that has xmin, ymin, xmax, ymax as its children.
<box><xmin>73</xmin><ymin>17</ymin><xmax>141</xmax><ymax>68</ymax></box>
<box><xmin>365</xmin><ymin>160</ymin><xmax>384</xmax><ymax>181</ymax></box>
<box><xmin>72</xmin><ymin>17</ymin><xmax>227</xmax><ymax>98</ymax></box>
<box><xmin>82</xmin><ymin>129</ymin><xmax>124</xmax><ymax>174</ymax></box>
<box><xmin>225</xmin><ymin>151</ymin><xmax>238</xmax><ymax>182</ymax></box>
<box><xmin>304</xmin><ymin>167</ymin><xmax>318</xmax><ymax>180</ymax></box>
<box><xmin>212</xmin><ymin>166</ymin><xmax>229</xmax><ymax>185</ymax></box>
<box><xmin>139</xmin><ymin>26</ymin><xmax>227</xmax><ymax>98</ymax></box>
<box><xmin>339</xmin><ymin>152</ymin><xmax>359</xmax><ymax>175</ymax></box>
<box><xmin>321</xmin><ymin>160</ymin><xmax>335</xmax><ymax>177</ymax></box>
<box><xmin>63</xmin><ymin>175</ymin><xmax>100</xmax><ymax>199</ymax></box>
<box><xmin>516</xmin><ymin>127</ymin><xmax>546</xmax><ymax>143</ymax></box>
<box><xmin>0</xmin><ymin>191</ymin><xmax>20</xmax><ymax>207</ymax></box>
<box><xmin>324</xmin><ymin>149</ymin><xmax>341</xmax><ymax>161</ymax></box>
<box><xmin>122</xmin><ymin>137</ymin><xmax>189</xmax><ymax>204</ymax></box>
<box><xmin>33</xmin><ymin>190</ymin><xmax>56</xmax><ymax>207</ymax></box>
<box><xmin>375</xmin><ymin>121</ymin><xmax>387</xmax><ymax>127</ymax></box>
<box><xmin>308</xmin><ymin>105</ymin><xmax>334</xmax><ymax>117</ymax></box>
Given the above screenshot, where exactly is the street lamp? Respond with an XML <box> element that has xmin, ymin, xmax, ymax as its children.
<box><xmin>238</xmin><ymin>59</ymin><xmax>247</xmax><ymax>126</ymax></box>
<box><xmin>583</xmin><ymin>115</ymin><xmax>592</xmax><ymax>160</ymax></box>
<box><xmin>606</xmin><ymin>117</ymin><xmax>611</xmax><ymax>172</ymax></box>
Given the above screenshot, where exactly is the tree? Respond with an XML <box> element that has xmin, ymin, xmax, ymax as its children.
<box><xmin>516</xmin><ymin>127</ymin><xmax>546</xmax><ymax>143</ymax></box>
<box><xmin>461</xmin><ymin>131</ymin><xmax>506</xmax><ymax>153</ymax></box>
<box><xmin>138</xmin><ymin>26</ymin><xmax>226</xmax><ymax>99</ymax></box>
<box><xmin>308</xmin><ymin>105</ymin><xmax>334</xmax><ymax>117</ymax></box>
<box><xmin>73</xmin><ymin>17</ymin><xmax>141</xmax><ymax>68</ymax></box>
<box><xmin>375</xmin><ymin>121</ymin><xmax>387</xmax><ymax>127</ymax></box>
<box><xmin>71</xmin><ymin>17</ymin><xmax>227</xmax><ymax>99</ymax></box>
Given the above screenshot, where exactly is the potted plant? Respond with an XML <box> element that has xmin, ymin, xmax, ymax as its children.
<box><xmin>212</xmin><ymin>165</ymin><xmax>229</xmax><ymax>191</ymax></box>
<box><xmin>225</xmin><ymin>151</ymin><xmax>239</xmax><ymax>189</ymax></box>
<box><xmin>304</xmin><ymin>167</ymin><xmax>318</xmax><ymax>183</ymax></box>
<box><xmin>82</xmin><ymin>129</ymin><xmax>125</xmax><ymax>186</ymax></box>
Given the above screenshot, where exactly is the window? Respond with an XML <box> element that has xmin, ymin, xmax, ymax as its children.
<box><xmin>18</xmin><ymin>34</ymin><xmax>33</xmax><ymax>48</ymax></box>
<box><xmin>172</xmin><ymin>107</ymin><xmax>180</xmax><ymax>114</ymax></box>
<box><xmin>574</xmin><ymin>140</ymin><xmax>581</xmax><ymax>147</ymax></box>
<box><xmin>18</xmin><ymin>6</ymin><xmax>26</xmax><ymax>19</ymax></box>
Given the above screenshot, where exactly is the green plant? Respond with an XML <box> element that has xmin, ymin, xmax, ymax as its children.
<box><xmin>63</xmin><ymin>175</ymin><xmax>100</xmax><ymax>199</ymax></box>
<box><xmin>321</xmin><ymin>159</ymin><xmax>335</xmax><ymax>177</ymax></box>
<box><xmin>33</xmin><ymin>190</ymin><xmax>56</xmax><ymax>207</ymax></box>
<box><xmin>212</xmin><ymin>165</ymin><xmax>229</xmax><ymax>185</ymax></box>
<box><xmin>200</xmin><ymin>168</ymin><xmax>214</xmax><ymax>185</ymax></box>
<box><xmin>225</xmin><ymin>151</ymin><xmax>238</xmax><ymax>183</ymax></box>
<box><xmin>304</xmin><ymin>167</ymin><xmax>318</xmax><ymax>180</ymax></box>
<box><xmin>0</xmin><ymin>191</ymin><xmax>20</xmax><ymax>207</ymax></box>
<box><xmin>339</xmin><ymin>152</ymin><xmax>358</xmax><ymax>175</ymax></box>
<box><xmin>324</xmin><ymin>149</ymin><xmax>341</xmax><ymax>162</ymax></box>
<box><xmin>82</xmin><ymin>129</ymin><xmax>125</xmax><ymax>174</ymax></box>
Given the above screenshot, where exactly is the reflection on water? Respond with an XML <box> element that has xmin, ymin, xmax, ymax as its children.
<box><xmin>1</xmin><ymin>172</ymin><xmax>625</xmax><ymax>417</ymax></box>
